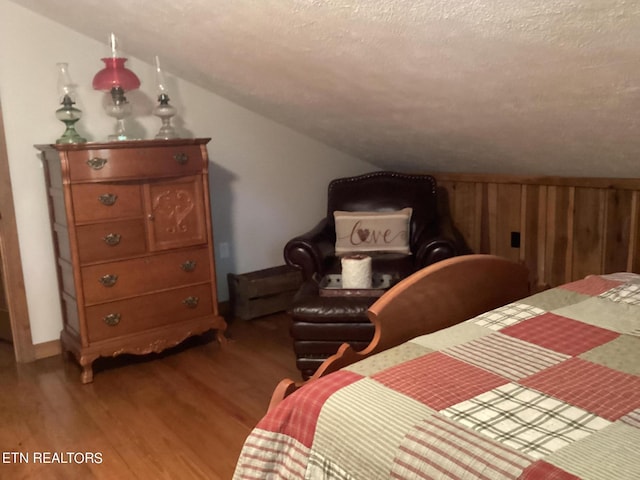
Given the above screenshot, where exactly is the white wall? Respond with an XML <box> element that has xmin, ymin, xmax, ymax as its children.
<box><xmin>0</xmin><ymin>0</ymin><xmax>377</xmax><ymax>345</ymax></box>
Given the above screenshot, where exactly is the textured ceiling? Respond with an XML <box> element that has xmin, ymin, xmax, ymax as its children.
<box><xmin>11</xmin><ymin>0</ymin><xmax>640</xmax><ymax>176</ymax></box>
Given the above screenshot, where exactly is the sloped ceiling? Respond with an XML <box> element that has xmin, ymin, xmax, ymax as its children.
<box><xmin>11</xmin><ymin>0</ymin><xmax>640</xmax><ymax>177</ymax></box>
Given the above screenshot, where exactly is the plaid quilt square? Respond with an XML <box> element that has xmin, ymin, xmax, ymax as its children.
<box><xmin>601</xmin><ymin>272</ymin><xmax>640</xmax><ymax>283</ymax></box>
<box><xmin>546</xmin><ymin>422</ymin><xmax>640</xmax><ymax>479</ymax></box>
<box><xmin>620</xmin><ymin>408</ymin><xmax>640</xmax><ymax>429</ymax></box>
<box><xmin>345</xmin><ymin>342</ymin><xmax>431</xmax><ymax>377</ymax></box>
<box><xmin>599</xmin><ymin>282</ymin><xmax>640</xmax><ymax>306</ymax></box>
<box><xmin>391</xmin><ymin>415</ymin><xmax>533</xmax><ymax>480</ymax></box>
<box><xmin>522</xmin><ymin>288</ymin><xmax>590</xmax><ymax>313</ymax></box>
<box><xmin>559</xmin><ymin>275</ymin><xmax>623</xmax><ymax>296</ymax></box>
<box><xmin>441</xmin><ymin>383</ymin><xmax>610</xmax><ymax>459</ymax></box>
<box><xmin>313</xmin><ymin>378</ymin><xmax>436</xmax><ymax>479</ymax></box>
<box><xmin>470</xmin><ymin>302</ymin><xmax>545</xmax><ymax>331</ymax></box>
<box><xmin>552</xmin><ymin>296</ymin><xmax>640</xmax><ymax>337</ymax></box>
<box><xmin>233</xmin><ymin>429</ymin><xmax>309</xmax><ymax>480</ymax></box>
<box><xmin>579</xmin><ymin>335</ymin><xmax>640</xmax><ymax>375</ymax></box>
<box><xmin>257</xmin><ymin>370</ymin><xmax>362</xmax><ymax>447</ymax></box>
<box><xmin>501</xmin><ymin>313</ymin><xmax>619</xmax><ymax>356</ymax></box>
<box><xmin>307</xmin><ymin>452</ymin><xmax>354</xmax><ymax>480</ymax></box>
<box><xmin>444</xmin><ymin>333</ymin><xmax>569</xmax><ymax>381</ymax></box>
<box><xmin>521</xmin><ymin>357</ymin><xmax>640</xmax><ymax>421</ymax></box>
<box><xmin>373</xmin><ymin>352</ymin><xmax>507</xmax><ymax>410</ymax></box>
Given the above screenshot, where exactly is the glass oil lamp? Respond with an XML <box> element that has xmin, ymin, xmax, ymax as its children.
<box><xmin>153</xmin><ymin>55</ymin><xmax>179</xmax><ymax>139</ymax></box>
<box><xmin>55</xmin><ymin>62</ymin><xmax>86</xmax><ymax>144</ymax></box>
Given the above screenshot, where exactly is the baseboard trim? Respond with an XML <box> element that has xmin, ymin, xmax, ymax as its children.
<box><xmin>34</xmin><ymin>339</ymin><xmax>61</xmax><ymax>359</ymax></box>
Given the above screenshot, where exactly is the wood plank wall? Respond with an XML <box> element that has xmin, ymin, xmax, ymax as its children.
<box><xmin>431</xmin><ymin>173</ymin><xmax>640</xmax><ymax>290</ymax></box>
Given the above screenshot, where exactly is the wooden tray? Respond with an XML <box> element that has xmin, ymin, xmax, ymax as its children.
<box><xmin>317</xmin><ymin>273</ymin><xmax>396</xmax><ymax>297</ymax></box>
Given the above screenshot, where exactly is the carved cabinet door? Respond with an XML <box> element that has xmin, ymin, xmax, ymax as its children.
<box><xmin>143</xmin><ymin>175</ymin><xmax>207</xmax><ymax>251</ymax></box>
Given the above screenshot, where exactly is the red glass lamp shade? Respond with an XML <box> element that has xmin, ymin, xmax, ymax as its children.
<box><xmin>92</xmin><ymin>57</ymin><xmax>141</xmax><ymax>91</ymax></box>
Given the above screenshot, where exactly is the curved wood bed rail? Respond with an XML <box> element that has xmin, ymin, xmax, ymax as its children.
<box><xmin>269</xmin><ymin>254</ymin><xmax>530</xmax><ymax>412</ymax></box>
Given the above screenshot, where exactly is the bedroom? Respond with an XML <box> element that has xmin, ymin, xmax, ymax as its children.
<box><xmin>0</xmin><ymin>1</ymin><xmax>638</xmax><ymax>478</ymax></box>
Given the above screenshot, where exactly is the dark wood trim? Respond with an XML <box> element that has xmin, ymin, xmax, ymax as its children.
<box><xmin>0</xmin><ymin>100</ymin><xmax>35</xmax><ymax>362</ymax></box>
<box><xmin>432</xmin><ymin>172</ymin><xmax>640</xmax><ymax>190</ymax></box>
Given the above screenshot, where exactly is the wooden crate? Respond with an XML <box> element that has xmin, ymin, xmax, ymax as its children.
<box><xmin>227</xmin><ymin>265</ymin><xmax>303</xmax><ymax>320</ymax></box>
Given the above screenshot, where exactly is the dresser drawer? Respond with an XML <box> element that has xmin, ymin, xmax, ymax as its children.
<box><xmin>82</xmin><ymin>247</ymin><xmax>211</xmax><ymax>304</ymax></box>
<box><xmin>76</xmin><ymin>219</ymin><xmax>147</xmax><ymax>263</ymax></box>
<box><xmin>85</xmin><ymin>284</ymin><xmax>214</xmax><ymax>342</ymax></box>
<box><xmin>66</xmin><ymin>145</ymin><xmax>203</xmax><ymax>182</ymax></box>
<box><xmin>72</xmin><ymin>183</ymin><xmax>143</xmax><ymax>222</ymax></box>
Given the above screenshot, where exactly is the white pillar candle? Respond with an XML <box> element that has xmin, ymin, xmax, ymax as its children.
<box><xmin>341</xmin><ymin>254</ymin><xmax>372</xmax><ymax>289</ymax></box>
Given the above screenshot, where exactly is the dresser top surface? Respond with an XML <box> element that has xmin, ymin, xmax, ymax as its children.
<box><xmin>35</xmin><ymin>138</ymin><xmax>211</xmax><ymax>152</ymax></box>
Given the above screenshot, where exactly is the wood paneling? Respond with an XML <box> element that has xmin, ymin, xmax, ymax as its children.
<box><xmin>603</xmin><ymin>189</ymin><xmax>629</xmax><ymax>274</ymax></box>
<box><xmin>432</xmin><ymin>173</ymin><xmax>640</xmax><ymax>289</ymax></box>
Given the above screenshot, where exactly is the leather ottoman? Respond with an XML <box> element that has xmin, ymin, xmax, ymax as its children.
<box><xmin>289</xmin><ymin>281</ymin><xmax>378</xmax><ymax>379</ymax></box>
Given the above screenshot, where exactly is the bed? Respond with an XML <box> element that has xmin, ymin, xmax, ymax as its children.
<box><xmin>233</xmin><ymin>254</ymin><xmax>640</xmax><ymax>479</ymax></box>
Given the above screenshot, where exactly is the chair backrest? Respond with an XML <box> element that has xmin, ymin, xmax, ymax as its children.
<box><xmin>327</xmin><ymin>171</ymin><xmax>438</xmax><ymax>249</ymax></box>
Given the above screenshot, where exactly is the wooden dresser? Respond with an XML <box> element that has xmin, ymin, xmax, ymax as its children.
<box><xmin>37</xmin><ymin>138</ymin><xmax>227</xmax><ymax>383</ymax></box>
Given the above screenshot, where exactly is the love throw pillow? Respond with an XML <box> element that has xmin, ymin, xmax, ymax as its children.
<box><xmin>334</xmin><ymin>207</ymin><xmax>412</xmax><ymax>254</ymax></box>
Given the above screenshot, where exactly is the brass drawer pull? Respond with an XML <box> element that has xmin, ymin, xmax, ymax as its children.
<box><xmin>98</xmin><ymin>193</ymin><xmax>118</xmax><ymax>206</ymax></box>
<box><xmin>181</xmin><ymin>260</ymin><xmax>196</xmax><ymax>272</ymax></box>
<box><xmin>174</xmin><ymin>153</ymin><xmax>188</xmax><ymax>165</ymax></box>
<box><xmin>103</xmin><ymin>313</ymin><xmax>121</xmax><ymax>326</ymax></box>
<box><xmin>182</xmin><ymin>296</ymin><xmax>199</xmax><ymax>308</ymax></box>
<box><xmin>103</xmin><ymin>233</ymin><xmax>122</xmax><ymax>246</ymax></box>
<box><xmin>87</xmin><ymin>157</ymin><xmax>108</xmax><ymax>170</ymax></box>
<box><xmin>98</xmin><ymin>274</ymin><xmax>118</xmax><ymax>287</ymax></box>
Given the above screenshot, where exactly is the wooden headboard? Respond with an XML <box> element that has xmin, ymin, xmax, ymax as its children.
<box><xmin>269</xmin><ymin>254</ymin><xmax>530</xmax><ymax>411</ymax></box>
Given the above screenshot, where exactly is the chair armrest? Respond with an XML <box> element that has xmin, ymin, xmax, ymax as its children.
<box><xmin>414</xmin><ymin>215</ymin><xmax>465</xmax><ymax>269</ymax></box>
<box><xmin>283</xmin><ymin>218</ymin><xmax>335</xmax><ymax>280</ymax></box>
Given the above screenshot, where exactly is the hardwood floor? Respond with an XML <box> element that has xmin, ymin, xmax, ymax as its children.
<box><xmin>0</xmin><ymin>313</ymin><xmax>300</xmax><ymax>479</ymax></box>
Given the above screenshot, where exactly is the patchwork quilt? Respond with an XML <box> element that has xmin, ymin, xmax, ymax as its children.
<box><xmin>233</xmin><ymin>273</ymin><xmax>640</xmax><ymax>479</ymax></box>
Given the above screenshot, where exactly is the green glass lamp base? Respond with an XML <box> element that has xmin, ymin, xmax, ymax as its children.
<box><xmin>56</xmin><ymin>121</ymin><xmax>86</xmax><ymax>144</ymax></box>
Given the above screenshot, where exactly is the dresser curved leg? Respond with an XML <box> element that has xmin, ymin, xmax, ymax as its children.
<box><xmin>216</xmin><ymin>329</ymin><xmax>228</xmax><ymax>344</ymax></box>
<box><xmin>79</xmin><ymin>356</ymin><xmax>96</xmax><ymax>384</ymax></box>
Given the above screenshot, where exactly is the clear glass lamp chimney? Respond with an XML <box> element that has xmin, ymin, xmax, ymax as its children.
<box><xmin>153</xmin><ymin>55</ymin><xmax>179</xmax><ymax>139</ymax></box>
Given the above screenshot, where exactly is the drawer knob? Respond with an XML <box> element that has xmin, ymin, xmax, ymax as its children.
<box><xmin>103</xmin><ymin>313</ymin><xmax>121</xmax><ymax>326</ymax></box>
<box><xmin>174</xmin><ymin>153</ymin><xmax>189</xmax><ymax>165</ymax></box>
<box><xmin>87</xmin><ymin>157</ymin><xmax>108</xmax><ymax>170</ymax></box>
<box><xmin>181</xmin><ymin>260</ymin><xmax>196</xmax><ymax>272</ymax></box>
<box><xmin>98</xmin><ymin>274</ymin><xmax>118</xmax><ymax>287</ymax></box>
<box><xmin>182</xmin><ymin>296</ymin><xmax>199</xmax><ymax>308</ymax></box>
<box><xmin>103</xmin><ymin>233</ymin><xmax>122</xmax><ymax>246</ymax></box>
<box><xmin>98</xmin><ymin>193</ymin><xmax>118</xmax><ymax>206</ymax></box>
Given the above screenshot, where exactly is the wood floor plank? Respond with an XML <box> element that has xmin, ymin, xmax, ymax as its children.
<box><xmin>0</xmin><ymin>313</ymin><xmax>299</xmax><ymax>479</ymax></box>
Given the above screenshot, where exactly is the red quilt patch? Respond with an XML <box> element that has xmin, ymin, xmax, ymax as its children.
<box><xmin>521</xmin><ymin>358</ymin><xmax>640</xmax><ymax>421</ymax></box>
<box><xmin>257</xmin><ymin>370</ymin><xmax>363</xmax><ymax>447</ymax></box>
<box><xmin>559</xmin><ymin>275</ymin><xmax>623</xmax><ymax>296</ymax></box>
<box><xmin>373</xmin><ymin>352</ymin><xmax>507</xmax><ymax>410</ymax></box>
<box><xmin>519</xmin><ymin>460</ymin><xmax>581</xmax><ymax>479</ymax></box>
<box><xmin>501</xmin><ymin>313</ymin><xmax>619</xmax><ymax>356</ymax></box>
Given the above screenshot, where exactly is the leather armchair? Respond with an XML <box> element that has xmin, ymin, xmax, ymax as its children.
<box><xmin>284</xmin><ymin>171</ymin><xmax>463</xmax><ymax>281</ymax></box>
